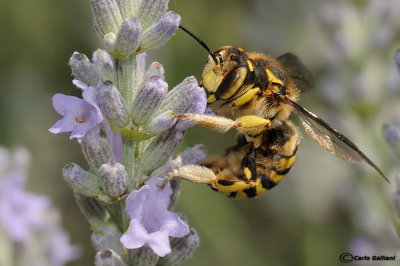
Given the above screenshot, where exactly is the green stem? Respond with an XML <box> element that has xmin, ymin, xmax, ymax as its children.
<box><xmin>131</xmin><ymin>139</ymin><xmax>152</xmax><ymax>188</ymax></box>
<box><xmin>107</xmin><ymin>200</ymin><xmax>130</xmax><ymax>233</ymax></box>
<box><xmin>122</xmin><ymin>137</ymin><xmax>137</xmax><ymax>190</ymax></box>
<box><xmin>116</xmin><ymin>54</ymin><xmax>145</xmax><ymax>112</ymax></box>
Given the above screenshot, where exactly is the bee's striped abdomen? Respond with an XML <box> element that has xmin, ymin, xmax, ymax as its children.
<box><xmin>205</xmin><ymin>121</ymin><xmax>299</xmax><ymax>198</ymax></box>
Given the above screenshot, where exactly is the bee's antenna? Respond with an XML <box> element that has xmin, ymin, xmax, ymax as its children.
<box><xmin>179</xmin><ymin>25</ymin><xmax>219</xmax><ymax>65</ymax></box>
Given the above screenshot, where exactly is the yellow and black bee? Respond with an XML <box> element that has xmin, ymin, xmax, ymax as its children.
<box><xmin>167</xmin><ymin>25</ymin><xmax>388</xmax><ymax>198</ymax></box>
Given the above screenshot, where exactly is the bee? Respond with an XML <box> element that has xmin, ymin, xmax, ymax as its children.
<box><xmin>166</xmin><ymin>25</ymin><xmax>388</xmax><ymax>198</ymax></box>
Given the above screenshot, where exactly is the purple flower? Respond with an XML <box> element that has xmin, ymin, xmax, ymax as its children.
<box><xmin>0</xmin><ymin>174</ymin><xmax>50</xmax><ymax>241</ymax></box>
<box><xmin>72</xmin><ymin>79</ymin><xmax>89</xmax><ymax>90</ymax></box>
<box><xmin>49</xmin><ymin>87</ymin><xmax>103</xmax><ymax>139</ymax></box>
<box><xmin>120</xmin><ymin>177</ymin><xmax>189</xmax><ymax>257</ymax></box>
<box><xmin>0</xmin><ymin>147</ymin><xmax>81</xmax><ymax>265</ymax></box>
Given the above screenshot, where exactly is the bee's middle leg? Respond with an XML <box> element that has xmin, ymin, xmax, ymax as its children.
<box><xmin>174</xmin><ymin>113</ymin><xmax>271</xmax><ymax>135</ymax></box>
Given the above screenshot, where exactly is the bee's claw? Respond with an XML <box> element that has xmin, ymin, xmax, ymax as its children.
<box><xmin>158</xmin><ymin>170</ymin><xmax>178</xmax><ymax>189</ymax></box>
<box><xmin>173</xmin><ymin>114</ymin><xmax>186</xmax><ymax>119</ymax></box>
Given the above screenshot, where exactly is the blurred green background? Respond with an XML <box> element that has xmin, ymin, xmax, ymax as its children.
<box><xmin>1</xmin><ymin>0</ymin><xmax>400</xmax><ymax>265</ymax></box>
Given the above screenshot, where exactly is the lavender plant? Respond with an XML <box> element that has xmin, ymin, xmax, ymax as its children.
<box><xmin>311</xmin><ymin>0</ymin><xmax>400</xmax><ymax>257</ymax></box>
<box><xmin>0</xmin><ymin>146</ymin><xmax>80</xmax><ymax>266</ymax></box>
<box><xmin>49</xmin><ymin>0</ymin><xmax>204</xmax><ymax>264</ymax></box>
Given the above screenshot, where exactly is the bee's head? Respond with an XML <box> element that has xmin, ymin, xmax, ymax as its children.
<box><xmin>179</xmin><ymin>26</ymin><xmax>250</xmax><ymax>103</ymax></box>
<box><xmin>203</xmin><ymin>46</ymin><xmax>249</xmax><ymax>103</ymax></box>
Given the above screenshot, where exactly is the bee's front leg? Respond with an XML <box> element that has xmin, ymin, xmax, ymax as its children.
<box><xmin>174</xmin><ymin>113</ymin><xmax>271</xmax><ymax>135</ymax></box>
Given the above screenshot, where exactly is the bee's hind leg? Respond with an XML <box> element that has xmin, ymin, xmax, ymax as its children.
<box><xmin>159</xmin><ymin>164</ymin><xmax>218</xmax><ymax>188</ymax></box>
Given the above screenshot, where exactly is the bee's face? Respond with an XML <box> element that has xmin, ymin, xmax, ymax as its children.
<box><xmin>202</xmin><ymin>46</ymin><xmax>249</xmax><ymax>103</ymax></box>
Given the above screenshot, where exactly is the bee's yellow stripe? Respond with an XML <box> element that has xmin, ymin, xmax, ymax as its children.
<box><xmin>255</xmin><ymin>179</ymin><xmax>267</xmax><ymax>195</ymax></box>
<box><xmin>286</xmin><ymin>155</ymin><xmax>296</xmax><ymax>169</ymax></box>
<box><xmin>243</xmin><ymin>167</ymin><xmax>252</xmax><ymax>180</ymax></box>
<box><xmin>214</xmin><ymin>179</ymin><xmax>251</xmax><ymax>193</ymax></box>
<box><xmin>247</xmin><ymin>60</ymin><xmax>254</xmax><ymax>72</ymax></box>
<box><xmin>278</xmin><ymin>155</ymin><xmax>296</xmax><ymax>171</ymax></box>
<box><xmin>265</xmin><ymin>68</ymin><xmax>284</xmax><ymax>86</ymax></box>
<box><xmin>270</xmin><ymin>170</ymin><xmax>285</xmax><ymax>184</ymax></box>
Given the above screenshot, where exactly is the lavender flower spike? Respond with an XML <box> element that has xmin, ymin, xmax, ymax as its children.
<box><xmin>120</xmin><ymin>177</ymin><xmax>189</xmax><ymax>257</ymax></box>
<box><xmin>50</xmin><ymin>0</ymin><xmax>203</xmax><ymax>263</ymax></box>
<box><xmin>0</xmin><ymin>147</ymin><xmax>80</xmax><ymax>265</ymax></box>
<box><xmin>0</xmin><ymin>175</ymin><xmax>50</xmax><ymax>241</ymax></box>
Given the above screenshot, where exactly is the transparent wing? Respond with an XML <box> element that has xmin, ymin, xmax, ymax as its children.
<box><xmin>277</xmin><ymin>53</ymin><xmax>315</xmax><ymax>92</ymax></box>
<box><xmin>284</xmin><ymin>98</ymin><xmax>389</xmax><ymax>182</ymax></box>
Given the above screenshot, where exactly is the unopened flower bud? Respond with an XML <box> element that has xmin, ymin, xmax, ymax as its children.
<box><xmin>137</xmin><ymin>0</ymin><xmax>168</xmax><ymax>30</ymax></box>
<box><xmin>150</xmin><ymin>155</ymin><xmax>182</xmax><ymax>177</ymax></box>
<box><xmin>91</xmin><ymin>225</ymin><xmax>123</xmax><ymax>255</ymax></box>
<box><xmin>79</xmin><ymin>129</ymin><xmax>115</xmax><ymax>172</ymax></box>
<box><xmin>175</xmin><ymin>86</ymin><xmax>207</xmax><ymax>131</ymax></box>
<box><xmin>141</xmin><ymin>110</ymin><xmax>174</xmax><ymax>135</ymax></box>
<box><xmin>114</xmin><ymin>17</ymin><xmax>141</xmax><ymax>59</ymax></box>
<box><xmin>158</xmin><ymin>76</ymin><xmax>199</xmax><ymax>115</ymax></box>
<box><xmin>130</xmin><ymin>246</ymin><xmax>159</xmax><ymax>266</ymax></box>
<box><xmin>131</xmin><ymin>77</ymin><xmax>168</xmax><ymax>125</ymax></box>
<box><xmin>74</xmin><ymin>192</ymin><xmax>110</xmax><ymax>229</ymax></box>
<box><xmin>95</xmin><ymin>249</ymin><xmax>127</xmax><ymax>266</ymax></box>
<box><xmin>179</xmin><ymin>144</ymin><xmax>207</xmax><ymax>165</ymax></box>
<box><xmin>98</xmin><ymin>82</ymin><xmax>129</xmax><ymax>128</ymax></box>
<box><xmin>103</xmin><ymin>33</ymin><xmax>117</xmax><ymax>55</ymax></box>
<box><xmin>90</xmin><ymin>0</ymin><xmax>123</xmax><ymax>38</ymax></box>
<box><xmin>139</xmin><ymin>11</ymin><xmax>180</xmax><ymax>52</ymax></box>
<box><xmin>69</xmin><ymin>52</ymin><xmax>100</xmax><ymax>86</ymax></box>
<box><xmin>92</xmin><ymin>49</ymin><xmax>116</xmax><ymax>83</ymax></box>
<box><xmin>63</xmin><ymin>163</ymin><xmax>102</xmax><ymax>197</ymax></box>
<box><xmin>138</xmin><ymin>129</ymin><xmax>184</xmax><ymax>177</ymax></box>
<box><xmin>144</xmin><ymin>62</ymin><xmax>165</xmax><ymax>81</ymax></box>
<box><xmin>158</xmin><ymin>228</ymin><xmax>200</xmax><ymax>266</ymax></box>
<box><xmin>116</xmin><ymin>0</ymin><xmax>140</xmax><ymax>19</ymax></box>
<box><xmin>99</xmin><ymin>161</ymin><xmax>128</xmax><ymax>197</ymax></box>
